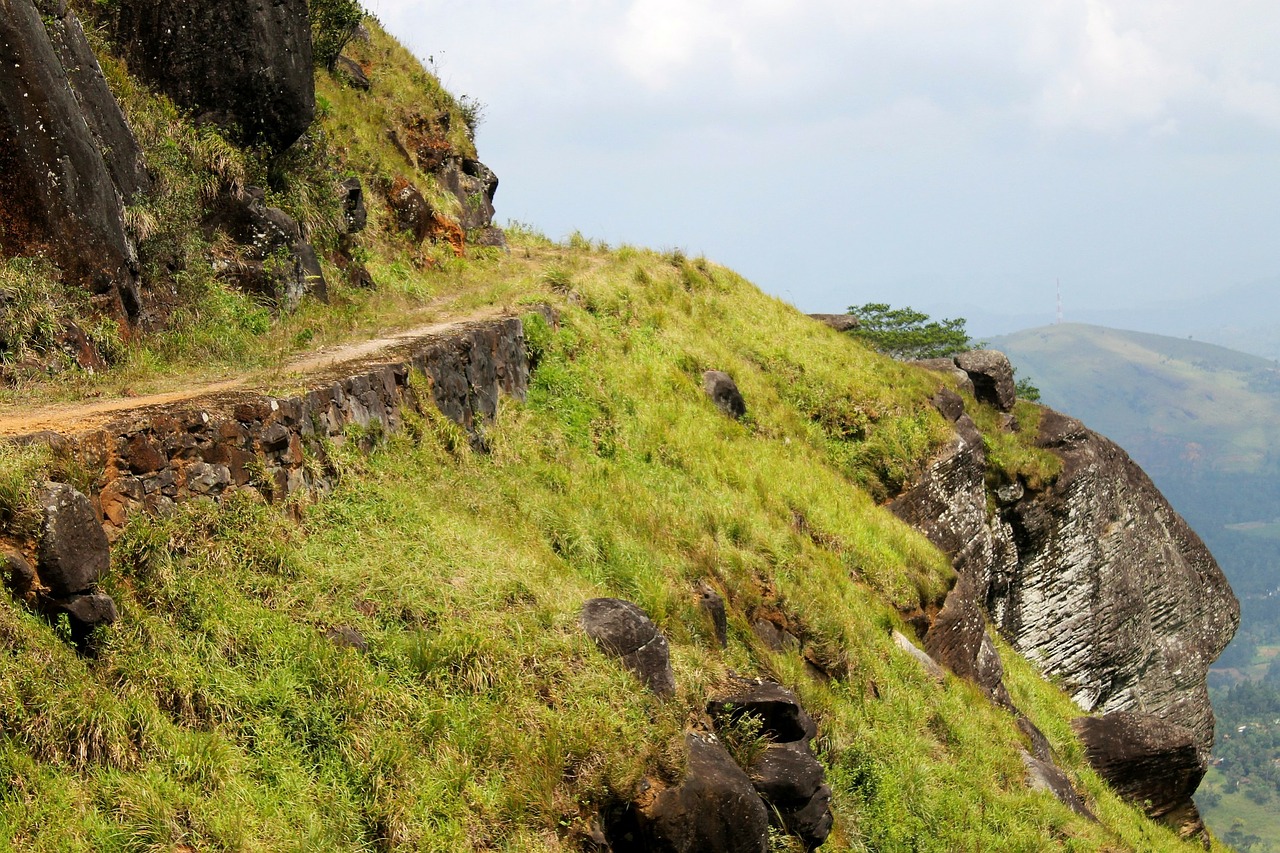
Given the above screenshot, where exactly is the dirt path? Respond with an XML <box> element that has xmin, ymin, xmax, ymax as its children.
<box><xmin>0</xmin><ymin>307</ymin><xmax>507</xmax><ymax>438</ymax></box>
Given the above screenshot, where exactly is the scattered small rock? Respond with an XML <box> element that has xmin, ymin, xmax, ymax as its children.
<box><xmin>3</xmin><ymin>550</ymin><xmax>35</xmax><ymax>598</ymax></box>
<box><xmin>703</xmin><ymin>371</ymin><xmax>746</xmax><ymax>419</ymax></box>
<box><xmin>954</xmin><ymin>349</ymin><xmax>1017</xmax><ymax>412</ymax></box>
<box><xmin>333</xmin><ymin>55</ymin><xmax>371</xmax><ymax>91</ymax></box>
<box><xmin>892</xmin><ymin>630</ymin><xmax>947</xmax><ymax>682</ymax></box>
<box><xmin>808</xmin><ymin>313</ymin><xmax>859</xmax><ymax>333</ymax></box>
<box><xmin>696</xmin><ymin>581</ymin><xmax>728</xmax><ymax>647</ymax></box>
<box><xmin>324</xmin><ymin>625</ymin><xmax>369</xmax><ymax>653</ymax></box>
<box><xmin>580</xmin><ymin>598</ymin><xmax>676</xmax><ymax>697</ymax></box>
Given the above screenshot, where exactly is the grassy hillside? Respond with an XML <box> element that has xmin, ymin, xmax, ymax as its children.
<box><xmin>0</xmin><ymin>15</ymin><xmax>1229</xmax><ymax>853</ymax></box>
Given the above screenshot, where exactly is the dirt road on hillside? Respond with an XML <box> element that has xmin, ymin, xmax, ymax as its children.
<box><xmin>0</xmin><ymin>307</ymin><xmax>508</xmax><ymax>438</ymax></box>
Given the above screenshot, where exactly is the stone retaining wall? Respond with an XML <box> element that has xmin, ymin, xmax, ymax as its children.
<box><xmin>21</xmin><ymin>313</ymin><xmax>542</xmax><ymax>532</ymax></box>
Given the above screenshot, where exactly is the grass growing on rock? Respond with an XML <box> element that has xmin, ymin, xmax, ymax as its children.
<box><xmin>0</xmin><ymin>237</ymin><xmax>1218</xmax><ymax>850</ymax></box>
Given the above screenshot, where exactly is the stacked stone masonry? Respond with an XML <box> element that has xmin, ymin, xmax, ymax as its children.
<box><xmin>26</xmin><ymin>315</ymin><xmax>540</xmax><ymax>533</ymax></box>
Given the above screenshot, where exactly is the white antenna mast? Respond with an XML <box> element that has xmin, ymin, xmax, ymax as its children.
<box><xmin>1056</xmin><ymin>279</ymin><xmax>1063</xmax><ymax>325</ymax></box>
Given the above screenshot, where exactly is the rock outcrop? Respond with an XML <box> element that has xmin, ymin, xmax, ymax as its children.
<box><xmin>953</xmin><ymin>349</ymin><xmax>1016</xmax><ymax>411</ymax></box>
<box><xmin>581</xmin><ymin>598</ymin><xmax>676</xmax><ymax>697</ymax></box>
<box><xmin>1074</xmin><ymin>712</ymin><xmax>1208</xmax><ymax>841</ymax></box>
<box><xmin>995</xmin><ymin>411</ymin><xmax>1237</xmax><ymax>750</ymax></box>
<box><xmin>112</xmin><ymin>0</ymin><xmax>315</xmax><ymax>152</ymax></box>
<box><xmin>0</xmin><ymin>0</ymin><xmax>144</xmax><ymax>318</ymax></box>
<box><xmin>808</xmin><ymin>313</ymin><xmax>859</xmax><ymax>333</ymax></box>
<box><xmin>206</xmin><ymin>187</ymin><xmax>327</xmax><ymax>310</ymax></box>
<box><xmin>891</xmin><ymin>383</ymin><xmax>1238</xmax><ymax>837</ymax></box>
<box><xmin>708</xmin><ymin>681</ymin><xmax>833</xmax><ymax>849</ymax></box>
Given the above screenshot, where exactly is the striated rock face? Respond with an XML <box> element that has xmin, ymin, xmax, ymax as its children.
<box><xmin>113</xmin><ymin>0</ymin><xmax>315</xmax><ymax>152</ymax></box>
<box><xmin>994</xmin><ymin>410</ymin><xmax>1238</xmax><ymax>750</ymax></box>
<box><xmin>0</xmin><ymin>0</ymin><xmax>143</xmax><ymax>316</ymax></box>
<box><xmin>892</xmin><ymin>391</ymin><xmax>1238</xmax><ymax>836</ymax></box>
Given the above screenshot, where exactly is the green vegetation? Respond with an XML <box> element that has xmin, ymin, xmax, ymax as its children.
<box><xmin>0</xmin><ymin>234</ymin><xmax>1220</xmax><ymax>850</ymax></box>
<box><xmin>309</xmin><ymin>0</ymin><xmax>364</xmax><ymax>68</ymax></box>
<box><xmin>844</xmin><ymin>303</ymin><xmax>973</xmax><ymax>361</ymax></box>
<box><xmin>0</xmin><ymin>12</ymin><xmax>1227</xmax><ymax>853</ymax></box>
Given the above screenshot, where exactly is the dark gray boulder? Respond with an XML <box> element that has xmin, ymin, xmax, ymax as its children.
<box><xmin>611</xmin><ymin>732</ymin><xmax>769</xmax><ymax>853</ymax></box>
<box><xmin>388</xmin><ymin>176</ymin><xmax>436</xmax><ymax>242</ymax></box>
<box><xmin>113</xmin><ymin>0</ymin><xmax>315</xmax><ymax>152</ymax></box>
<box><xmin>0</xmin><ymin>0</ymin><xmax>141</xmax><ymax>317</ymax></box>
<box><xmin>435</xmin><ymin>156</ymin><xmax>499</xmax><ymax>232</ymax></box>
<box><xmin>954</xmin><ymin>349</ymin><xmax>1016</xmax><ymax>411</ymax></box>
<box><xmin>580</xmin><ymin>598</ymin><xmax>676</xmax><ymax>697</ymax></box>
<box><xmin>708</xmin><ymin>681</ymin><xmax>832</xmax><ymax>849</ymax></box>
<box><xmin>36</xmin><ymin>482</ymin><xmax>110</xmax><ymax>598</ymax></box>
<box><xmin>42</xmin><ymin>589</ymin><xmax>118</xmax><ymax>650</ymax></box>
<box><xmin>3</xmin><ymin>549</ymin><xmax>35</xmax><ymax>598</ymax></box>
<box><xmin>206</xmin><ymin>188</ymin><xmax>325</xmax><ymax>310</ymax></box>
<box><xmin>703</xmin><ymin>371</ymin><xmax>746</xmax><ymax>420</ymax></box>
<box><xmin>1074</xmin><ymin>712</ymin><xmax>1207</xmax><ymax>841</ymax></box>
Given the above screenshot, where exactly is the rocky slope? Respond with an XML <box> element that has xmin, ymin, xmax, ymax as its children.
<box><xmin>0</xmin><ymin>1</ymin><xmax>1241</xmax><ymax>850</ymax></box>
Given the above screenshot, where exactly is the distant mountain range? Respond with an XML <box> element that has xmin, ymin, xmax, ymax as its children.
<box><xmin>958</xmin><ymin>277</ymin><xmax>1280</xmax><ymax>361</ymax></box>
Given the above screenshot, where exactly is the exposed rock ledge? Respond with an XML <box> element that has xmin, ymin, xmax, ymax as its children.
<box><xmin>891</xmin><ymin>387</ymin><xmax>1239</xmax><ymax>838</ymax></box>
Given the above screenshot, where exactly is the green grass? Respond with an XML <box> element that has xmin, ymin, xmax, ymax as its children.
<box><xmin>0</xmin><ymin>245</ymin><xmax>1220</xmax><ymax>849</ymax></box>
<box><xmin>0</xmin><ymin>11</ymin><xmax>1226</xmax><ymax>851</ymax></box>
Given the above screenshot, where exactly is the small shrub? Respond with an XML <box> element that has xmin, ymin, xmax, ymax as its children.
<box><xmin>310</xmin><ymin>0</ymin><xmax>364</xmax><ymax>68</ymax></box>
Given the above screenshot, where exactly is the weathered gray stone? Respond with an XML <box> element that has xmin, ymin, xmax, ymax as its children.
<box><xmin>206</xmin><ymin>188</ymin><xmax>325</xmax><ymax>310</ymax></box>
<box><xmin>808</xmin><ymin>313</ymin><xmax>859</xmax><ymax>333</ymax></box>
<box><xmin>581</xmin><ymin>598</ymin><xmax>676</xmax><ymax>697</ymax></box>
<box><xmin>703</xmin><ymin>371</ymin><xmax>746</xmax><ymax>420</ymax></box>
<box><xmin>1021</xmin><ymin>750</ymin><xmax>1094</xmax><ymax>819</ymax></box>
<box><xmin>113</xmin><ymin>0</ymin><xmax>315</xmax><ymax>152</ymax></box>
<box><xmin>954</xmin><ymin>349</ymin><xmax>1017</xmax><ymax>411</ymax></box>
<box><xmin>613</xmin><ymin>732</ymin><xmax>769</xmax><ymax>853</ymax></box>
<box><xmin>36</xmin><ymin>483</ymin><xmax>109</xmax><ymax>597</ymax></box>
<box><xmin>1074</xmin><ymin>712</ymin><xmax>1207</xmax><ymax>841</ymax></box>
<box><xmin>911</xmin><ymin>358</ymin><xmax>975</xmax><ymax>395</ymax></box>
<box><xmin>997</xmin><ymin>411</ymin><xmax>1238</xmax><ymax>751</ymax></box>
<box><xmin>893</xmin><ymin>630</ymin><xmax>947</xmax><ymax>682</ymax></box>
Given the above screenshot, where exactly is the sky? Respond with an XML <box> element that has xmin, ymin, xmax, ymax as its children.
<box><xmin>362</xmin><ymin>0</ymin><xmax>1280</xmax><ymax>331</ymax></box>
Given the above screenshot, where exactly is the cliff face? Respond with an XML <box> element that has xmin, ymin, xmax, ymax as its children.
<box><xmin>994</xmin><ymin>410</ymin><xmax>1238</xmax><ymax>748</ymax></box>
<box><xmin>892</xmin><ymin>381</ymin><xmax>1239</xmax><ymax>839</ymax></box>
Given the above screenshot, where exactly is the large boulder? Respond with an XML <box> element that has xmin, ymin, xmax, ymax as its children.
<box><xmin>610</xmin><ymin>732</ymin><xmax>769</xmax><ymax>853</ymax></box>
<box><xmin>954</xmin><ymin>349</ymin><xmax>1017</xmax><ymax>411</ymax></box>
<box><xmin>36</xmin><ymin>482</ymin><xmax>110</xmax><ymax>598</ymax></box>
<box><xmin>996</xmin><ymin>411</ymin><xmax>1239</xmax><ymax>751</ymax></box>
<box><xmin>708</xmin><ymin>681</ymin><xmax>833</xmax><ymax>850</ymax></box>
<box><xmin>580</xmin><ymin>598</ymin><xmax>676</xmax><ymax>697</ymax></box>
<box><xmin>206</xmin><ymin>187</ymin><xmax>326</xmax><ymax>310</ymax></box>
<box><xmin>112</xmin><ymin>0</ymin><xmax>315</xmax><ymax>152</ymax></box>
<box><xmin>1074</xmin><ymin>712</ymin><xmax>1207</xmax><ymax>841</ymax></box>
<box><xmin>0</xmin><ymin>0</ymin><xmax>142</xmax><ymax>317</ymax></box>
